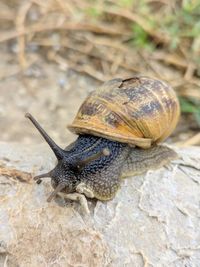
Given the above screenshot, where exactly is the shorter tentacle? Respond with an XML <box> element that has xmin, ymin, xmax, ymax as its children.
<box><xmin>34</xmin><ymin>172</ymin><xmax>52</xmax><ymax>184</ymax></box>
<box><xmin>47</xmin><ymin>183</ymin><xmax>66</xmax><ymax>202</ymax></box>
<box><xmin>75</xmin><ymin>147</ymin><xmax>110</xmax><ymax>170</ymax></box>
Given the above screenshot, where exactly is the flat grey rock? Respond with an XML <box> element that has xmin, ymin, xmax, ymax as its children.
<box><xmin>0</xmin><ymin>142</ymin><xmax>200</xmax><ymax>267</ymax></box>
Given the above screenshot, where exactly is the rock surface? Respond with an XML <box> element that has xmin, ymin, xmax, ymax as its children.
<box><xmin>0</xmin><ymin>142</ymin><xmax>200</xmax><ymax>267</ymax></box>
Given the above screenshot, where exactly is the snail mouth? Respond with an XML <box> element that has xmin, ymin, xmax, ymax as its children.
<box><xmin>33</xmin><ymin>174</ymin><xmax>70</xmax><ymax>202</ymax></box>
<box><xmin>47</xmin><ymin>183</ymin><xmax>66</xmax><ymax>202</ymax></box>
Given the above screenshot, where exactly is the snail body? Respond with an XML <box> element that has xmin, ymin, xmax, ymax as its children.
<box><xmin>26</xmin><ymin>76</ymin><xmax>180</xmax><ymax>212</ymax></box>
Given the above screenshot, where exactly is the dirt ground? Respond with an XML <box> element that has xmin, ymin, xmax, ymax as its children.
<box><xmin>0</xmin><ymin>43</ymin><xmax>101</xmax><ymax>147</ymax></box>
<box><xmin>0</xmin><ymin>42</ymin><xmax>198</xmax><ymax>150</ymax></box>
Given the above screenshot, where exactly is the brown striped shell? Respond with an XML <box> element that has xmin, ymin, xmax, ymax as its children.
<box><xmin>68</xmin><ymin>77</ymin><xmax>180</xmax><ymax>148</ymax></box>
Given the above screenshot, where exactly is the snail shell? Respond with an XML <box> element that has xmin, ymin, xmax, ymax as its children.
<box><xmin>68</xmin><ymin>76</ymin><xmax>180</xmax><ymax>149</ymax></box>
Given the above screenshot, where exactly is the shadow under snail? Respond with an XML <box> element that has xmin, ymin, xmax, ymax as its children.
<box><xmin>26</xmin><ymin>76</ymin><xmax>180</xmax><ymax>213</ymax></box>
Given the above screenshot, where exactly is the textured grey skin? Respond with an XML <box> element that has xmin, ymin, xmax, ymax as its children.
<box><xmin>50</xmin><ymin>135</ymin><xmax>130</xmax><ymax>200</ymax></box>
<box><xmin>122</xmin><ymin>145</ymin><xmax>178</xmax><ymax>177</ymax></box>
<box><xmin>49</xmin><ymin>134</ymin><xmax>177</xmax><ymax>200</ymax></box>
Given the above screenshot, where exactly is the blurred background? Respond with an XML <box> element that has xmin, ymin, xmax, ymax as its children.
<box><xmin>0</xmin><ymin>0</ymin><xmax>200</xmax><ymax>147</ymax></box>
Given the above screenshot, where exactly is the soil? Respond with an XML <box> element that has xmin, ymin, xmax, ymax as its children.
<box><xmin>0</xmin><ymin>43</ymin><xmax>197</xmax><ymax>149</ymax></box>
<box><xmin>0</xmin><ymin>43</ymin><xmax>99</xmax><ymax>147</ymax></box>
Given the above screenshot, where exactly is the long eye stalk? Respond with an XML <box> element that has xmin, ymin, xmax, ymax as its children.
<box><xmin>25</xmin><ymin>113</ymin><xmax>65</xmax><ymax>160</ymax></box>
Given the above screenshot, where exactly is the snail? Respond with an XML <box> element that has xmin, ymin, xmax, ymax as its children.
<box><xmin>26</xmin><ymin>76</ymin><xmax>180</xmax><ymax>213</ymax></box>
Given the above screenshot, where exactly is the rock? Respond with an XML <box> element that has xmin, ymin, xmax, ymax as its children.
<box><xmin>0</xmin><ymin>142</ymin><xmax>200</xmax><ymax>267</ymax></box>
